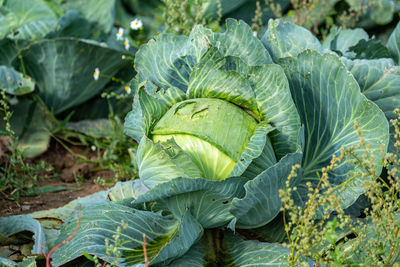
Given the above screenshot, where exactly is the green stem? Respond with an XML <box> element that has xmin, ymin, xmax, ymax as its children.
<box><xmin>18</xmin><ymin>54</ymin><xmax>27</xmax><ymax>76</ymax></box>
<box><xmin>99</xmin><ymin>74</ymin><xmax>126</xmax><ymax>85</ymax></box>
<box><xmin>32</xmin><ymin>94</ymin><xmax>59</xmax><ymax>125</ymax></box>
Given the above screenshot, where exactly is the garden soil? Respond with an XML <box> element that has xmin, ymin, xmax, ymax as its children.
<box><xmin>0</xmin><ymin>139</ymin><xmax>113</xmax><ymax>217</ymax></box>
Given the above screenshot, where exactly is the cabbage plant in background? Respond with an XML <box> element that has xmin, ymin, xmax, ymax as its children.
<box><xmin>1</xmin><ymin>18</ymin><xmax>400</xmax><ymax>266</ymax></box>
<box><xmin>0</xmin><ymin>0</ymin><xmax>141</xmax><ymax>158</ymax></box>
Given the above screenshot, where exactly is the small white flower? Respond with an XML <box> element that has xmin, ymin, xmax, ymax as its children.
<box><xmin>124</xmin><ymin>85</ymin><xmax>131</xmax><ymax>94</ymax></box>
<box><xmin>253</xmin><ymin>31</ymin><xmax>257</xmax><ymax>37</ymax></box>
<box><xmin>130</xmin><ymin>19</ymin><xmax>143</xmax><ymax>30</ymax></box>
<box><xmin>116</xmin><ymin>27</ymin><xmax>124</xmax><ymax>40</ymax></box>
<box><xmin>93</xmin><ymin>67</ymin><xmax>100</xmax><ymax>80</ymax></box>
<box><xmin>91</xmin><ymin>145</ymin><xmax>96</xmax><ymax>151</ymax></box>
<box><xmin>124</xmin><ymin>38</ymin><xmax>130</xmax><ymax>50</ymax></box>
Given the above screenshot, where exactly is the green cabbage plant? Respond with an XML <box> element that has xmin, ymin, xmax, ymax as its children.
<box><xmin>4</xmin><ymin>18</ymin><xmax>395</xmax><ymax>266</ymax></box>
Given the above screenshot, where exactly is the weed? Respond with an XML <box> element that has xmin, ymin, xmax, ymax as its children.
<box><xmin>161</xmin><ymin>0</ymin><xmax>222</xmax><ymax>35</ymax></box>
<box><xmin>0</xmin><ymin>90</ymin><xmax>54</xmax><ymax>200</ymax></box>
<box><xmin>83</xmin><ymin>220</ymin><xmax>129</xmax><ymax>267</ymax></box>
<box><xmin>336</xmin><ymin>0</ymin><xmax>369</xmax><ymax>29</ymax></box>
<box><xmin>251</xmin><ymin>0</ymin><xmax>375</xmax><ymax>38</ymax></box>
<box><xmin>280</xmin><ymin>110</ymin><xmax>400</xmax><ymax>265</ymax></box>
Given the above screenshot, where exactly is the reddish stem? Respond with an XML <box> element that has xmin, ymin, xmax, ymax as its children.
<box><xmin>143</xmin><ymin>233</ymin><xmax>148</xmax><ymax>267</ymax></box>
<box><xmin>46</xmin><ymin>214</ymin><xmax>82</xmax><ymax>267</ymax></box>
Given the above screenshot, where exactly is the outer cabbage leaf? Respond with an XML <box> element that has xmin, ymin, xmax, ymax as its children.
<box><xmin>261</xmin><ymin>19</ymin><xmax>322</xmax><ymax>61</ymax></box>
<box><xmin>0</xmin><ymin>215</ymin><xmax>47</xmax><ymax>255</ymax></box>
<box><xmin>215</xmin><ymin>18</ymin><xmax>273</xmax><ymax>65</ymax></box>
<box><xmin>0</xmin><ymin>39</ymin><xmax>27</xmax><ymax>66</ymax></box>
<box><xmin>65</xmin><ymin>119</ymin><xmax>114</xmax><ymax>139</ymax></box>
<box><xmin>241</xmin><ymin>136</ymin><xmax>277</xmax><ymax>180</ymax></box>
<box><xmin>134</xmin><ymin>85</ymin><xmax>172</xmax><ymax>137</ymax></box>
<box><xmin>223</xmin><ymin>232</ymin><xmax>290</xmax><ymax>266</ymax></box>
<box><xmin>134</xmin><ymin>18</ymin><xmax>272</xmax><ymax>95</ymax></box>
<box><xmin>343</xmin><ymin>57</ymin><xmax>400</xmax><ymax>153</ymax></box>
<box><xmin>229</xmin><ymin>121</ymin><xmax>275</xmax><ymax>177</ymax></box>
<box><xmin>0</xmin><ymin>66</ymin><xmax>34</xmax><ymax>95</ymax></box>
<box><xmin>19</xmin><ymin>258</ymin><xmax>37</xmax><ymax>267</ymax></box>
<box><xmin>0</xmin><ymin>258</ymin><xmax>37</xmax><ymax>267</ymax></box>
<box><xmin>45</xmin><ymin>10</ymin><xmax>98</xmax><ymax>39</ymax></box>
<box><xmin>238</xmin><ymin>213</ymin><xmax>288</xmax><ymax>243</ymax></box>
<box><xmin>0</xmin><ymin>99</ymin><xmax>51</xmax><ymax>158</ymax></box>
<box><xmin>186</xmin><ymin>19</ymin><xmax>274</xmax><ymax>66</ymax></box>
<box><xmin>230</xmin><ymin>152</ymin><xmax>302</xmax><ymax>229</ymax></box>
<box><xmin>187</xmin><ymin>46</ymin><xmax>258</xmax><ymax>115</ymax></box>
<box><xmin>223</xmin><ymin>56</ymin><xmax>302</xmax><ymax>159</ymax></box>
<box><xmin>124</xmin><ymin>95</ymin><xmax>146</xmax><ymax>143</ymax></box>
<box><xmin>162</xmin><ymin>240</ymin><xmax>205</xmax><ymax>267</ymax></box>
<box><xmin>17</xmin><ymin>38</ymin><xmax>130</xmax><ymax>114</ymax></box>
<box><xmin>0</xmin><ymin>257</ymin><xmax>17</xmax><ymax>266</ymax></box>
<box><xmin>124</xmin><ymin>83</ymin><xmax>186</xmax><ymax>143</ymax></box>
<box><xmin>0</xmin><ymin>0</ymin><xmax>57</xmax><ymax>40</ymax></box>
<box><xmin>280</xmin><ymin>51</ymin><xmax>389</xmax><ymax>208</ymax></box>
<box><xmin>343</xmin><ymin>58</ymin><xmax>400</xmax><ymax>121</ymax></box>
<box><xmin>61</xmin><ymin>0</ymin><xmax>116</xmax><ymax>34</ymax></box>
<box><xmin>343</xmin><ymin>194</ymin><xmax>370</xmax><ymax>217</ymax></box>
<box><xmin>134</xmin><ymin>177</ymin><xmax>246</xmax><ymax>228</ymax></box>
<box><xmin>52</xmin><ymin>204</ymin><xmax>203</xmax><ymax>266</ymax></box>
<box><xmin>348</xmin><ymin>39</ymin><xmax>392</xmax><ymax>60</ymax></box>
<box><xmin>163</xmin><ymin>231</ymin><xmax>291</xmax><ymax>266</ymax></box>
<box><xmin>387</xmin><ymin>21</ymin><xmax>400</xmax><ymax>65</ymax></box>
<box><xmin>108</xmin><ymin>180</ymin><xmax>149</xmax><ymax>202</ymax></box>
<box><xmin>135</xmin><ymin>34</ymin><xmax>197</xmax><ymax>92</ymax></box>
<box><xmin>322</xmin><ymin>27</ymin><xmax>369</xmax><ymax>55</ymax></box>
<box><xmin>249</xmin><ymin>64</ymin><xmax>301</xmax><ymax>158</ymax></box>
<box><xmin>28</xmin><ymin>191</ymin><xmax>109</xmax><ymax>251</ymax></box>
<box><xmin>30</xmin><ymin>191</ymin><xmax>109</xmax><ymax>224</ymax></box>
<box><xmin>16</xmin><ymin>106</ymin><xmax>50</xmax><ymax>158</ymax></box>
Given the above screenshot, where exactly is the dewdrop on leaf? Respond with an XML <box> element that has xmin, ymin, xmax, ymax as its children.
<box><xmin>116</xmin><ymin>28</ymin><xmax>124</xmax><ymax>40</ymax></box>
<box><xmin>93</xmin><ymin>68</ymin><xmax>100</xmax><ymax>80</ymax></box>
<box><xmin>130</xmin><ymin>19</ymin><xmax>143</xmax><ymax>30</ymax></box>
